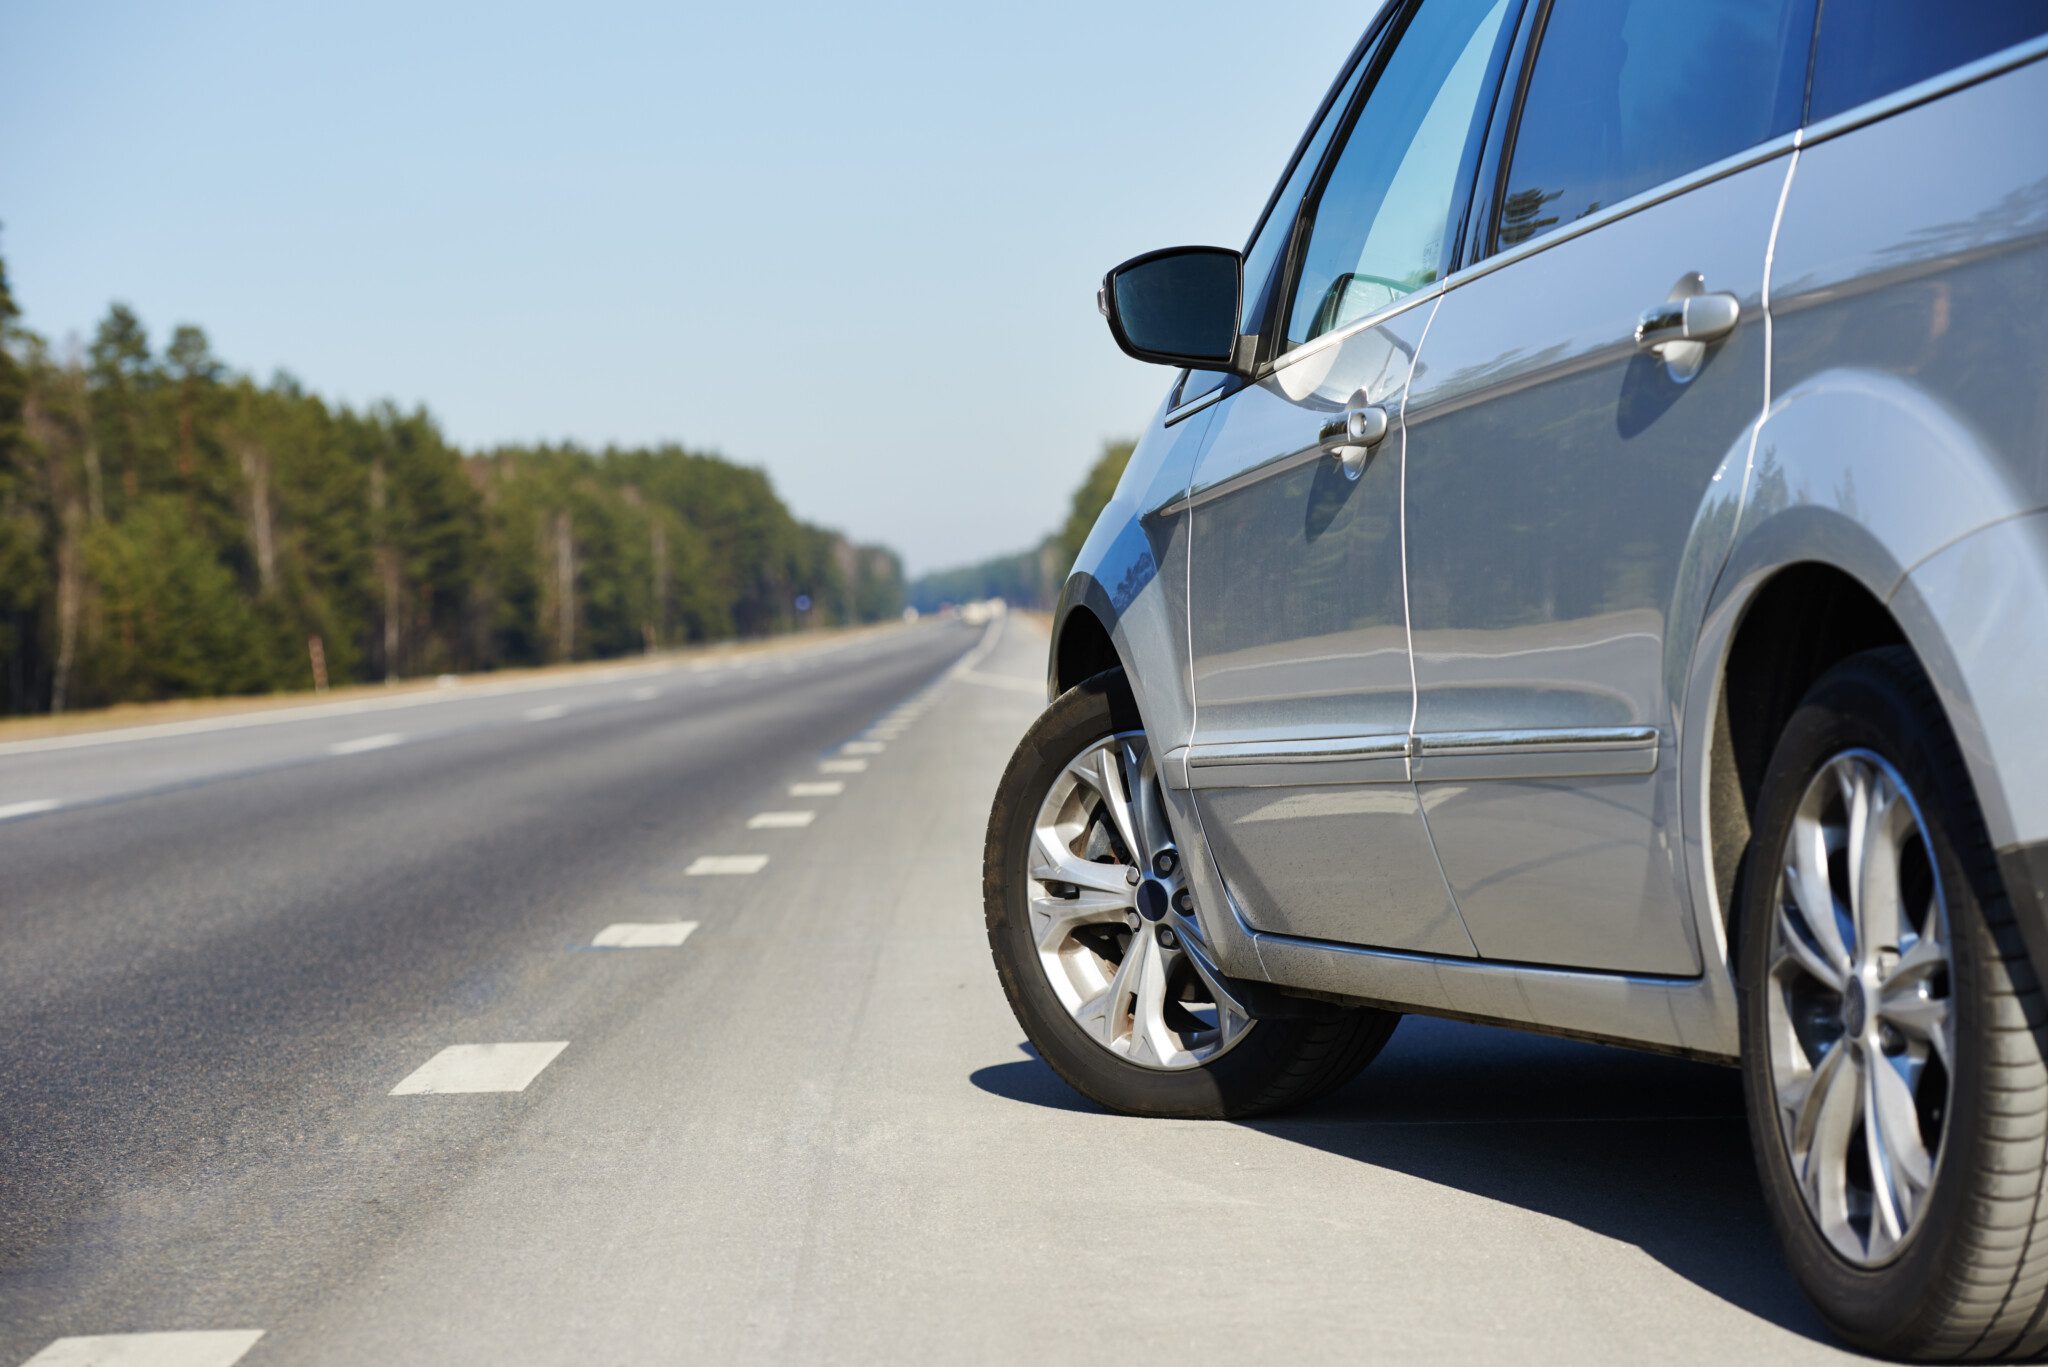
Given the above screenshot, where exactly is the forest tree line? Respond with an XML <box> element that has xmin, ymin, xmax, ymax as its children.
<box><xmin>908</xmin><ymin>438</ymin><xmax>1133</xmax><ymax>612</ymax></box>
<box><xmin>0</xmin><ymin>251</ymin><xmax>903</xmax><ymax>715</ymax></box>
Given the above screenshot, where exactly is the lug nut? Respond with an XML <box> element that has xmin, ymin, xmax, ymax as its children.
<box><xmin>1158</xmin><ymin>928</ymin><xmax>1178</xmax><ymax>949</ymax></box>
<box><xmin>1126</xmin><ymin>911</ymin><xmax>1143</xmax><ymax>931</ymax></box>
<box><xmin>1172</xmin><ymin>888</ymin><xmax>1194</xmax><ymax>915</ymax></box>
<box><xmin>1152</xmin><ymin>849</ymin><xmax>1179</xmax><ymax>878</ymax></box>
<box><xmin>1124</xmin><ymin>865</ymin><xmax>1142</xmax><ymax>886</ymax></box>
<box><xmin>1880</xmin><ymin>1023</ymin><xmax>1905</xmax><ymax>1055</ymax></box>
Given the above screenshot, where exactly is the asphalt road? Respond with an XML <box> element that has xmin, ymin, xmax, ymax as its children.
<box><xmin>1</xmin><ymin>615</ymin><xmax>1860</xmax><ymax>1365</ymax></box>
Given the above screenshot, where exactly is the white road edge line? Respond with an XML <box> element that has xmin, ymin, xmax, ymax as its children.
<box><xmin>22</xmin><ymin>1330</ymin><xmax>267</xmax><ymax>1367</ymax></box>
<box><xmin>0</xmin><ymin>798</ymin><xmax>62</xmax><ymax>821</ymax></box>
<box><xmin>592</xmin><ymin>921</ymin><xmax>698</xmax><ymax>948</ymax></box>
<box><xmin>686</xmin><ymin>854</ymin><xmax>769</xmax><ymax>876</ymax></box>
<box><xmin>390</xmin><ymin>1042</ymin><xmax>568</xmax><ymax>1095</ymax></box>
<box><xmin>747</xmin><ymin>811</ymin><xmax>816</xmax><ymax>829</ymax></box>
<box><xmin>327</xmin><ymin>733</ymin><xmax>404</xmax><ymax>756</ymax></box>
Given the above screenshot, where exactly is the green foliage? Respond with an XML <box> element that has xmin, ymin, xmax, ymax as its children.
<box><xmin>0</xmin><ymin>251</ymin><xmax>905</xmax><ymax>714</ymax></box>
<box><xmin>1055</xmin><ymin>439</ymin><xmax>1135</xmax><ymax>573</ymax></box>
<box><xmin>909</xmin><ymin>437</ymin><xmax>1135</xmax><ymax>613</ymax></box>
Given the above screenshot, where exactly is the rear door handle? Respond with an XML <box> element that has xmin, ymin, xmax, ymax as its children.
<box><xmin>1317</xmin><ymin>400</ymin><xmax>1389</xmax><ymax>478</ymax></box>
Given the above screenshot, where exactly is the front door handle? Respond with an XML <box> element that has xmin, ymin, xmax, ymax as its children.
<box><xmin>1634</xmin><ymin>292</ymin><xmax>1740</xmax><ymax>349</ymax></box>
<box><xmin>1635</xmin><ymin>273</ymin><xmax>1739</xmax><ymax>379</ymax></box>
<box><xmin>1317</xmin><ymin>400</ymin><xmax>1389</xmax><ymax>478</ymax></box>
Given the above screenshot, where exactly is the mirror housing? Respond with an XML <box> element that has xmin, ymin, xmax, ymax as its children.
<box><xmin>1098</xmin><ymin>246</ymin><xmax>1244</xmax><ymax>371</ymax></box>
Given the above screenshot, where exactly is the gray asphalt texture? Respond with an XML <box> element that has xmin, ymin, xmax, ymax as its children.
<box><xmin>0</xmin><ymin>617</ymin><xmax>1859</xmax><ymax>1364</ymax></box>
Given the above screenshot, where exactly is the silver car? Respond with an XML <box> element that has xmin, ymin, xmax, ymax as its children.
<box><xmin>983</xmin><ymin>1</ymin><xmax>2048</xmax><ymax>1357</ymax></box>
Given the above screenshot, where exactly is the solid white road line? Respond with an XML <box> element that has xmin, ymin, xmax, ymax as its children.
<box><xmin>23</xmin><ymin>1329</ymin><xmax>266</xmax><ymax>1366</ymax></box>
<box><xmin>524</xmin><ymin>704</ymin><xmax>567</xmax><ymax>722</ymax></box>
<box><xmin>389</xmin><ymin>1042</ymin><xmax>568</xmax><ymax>1095</ymax></box>
<box><xmin>327</xmin><ymin>732</ymin><xmax>404</xmax><ymax>756</ymax></box>
<box><xmin>789</xmin><ymin>781</ymin><xmax>844</xmax><ymax>797</ymax></box>
<box><xmin>819</xmin><ymin>759</ymin><xmax>867</xmax><ymax>774</ymax></box>
<box><xmin>840</xmin><ymin>741</ymin><xmax>885</xmax><ymax>755</ymax></box>
<box><xmin>0</xmin><ymin>798</ymin><xmax>61</xmax><ymax>822</ymax></box>
<box><xmin>686</xmin><ymin>855</ymin><xmax>769</xmax><ymax>876</ymax></box>
<box><xmin>592</xmin><ymin>921</ymin><xmax>698</xmax><ymax>948</ymax></box>
<box><xmin>747</xmin><ymin>811</ymin><xmax>816</xmax><ymax>829</ymax></box>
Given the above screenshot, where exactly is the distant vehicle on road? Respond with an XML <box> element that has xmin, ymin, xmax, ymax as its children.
<box><xmin>983</xmin><ymin>3</ymin><xmax>2048</xmax><ymax>1358</ymax></box>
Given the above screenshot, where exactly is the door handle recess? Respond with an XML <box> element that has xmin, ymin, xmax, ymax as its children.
<box><xmin>1634</xmin><ymin>292</ymin><xmax>1739</xmax><ymax>350</ymax></box>
<box><xmin>1317</xmin><ymin>403</ymin><xmax>1389</xmax><ymax>478</ymax></box>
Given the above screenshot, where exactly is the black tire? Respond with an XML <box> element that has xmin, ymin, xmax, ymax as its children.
<box><xmin>983</xmin><ymin>667</ymin><xmax>1398</xmax><ymax>1120</ymax></box>
<box><xmin>1739</xmin><ymin>646</ymin><xmax>2048</xmax><ymax>1360</ymax></box>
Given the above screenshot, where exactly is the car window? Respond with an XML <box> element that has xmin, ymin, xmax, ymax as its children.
<box><xmin>1283</xmin><ymin>0</ymin><xmax>1515</xmax><ymax>350</ymax></box>
<box><xmin>1237</xmin><ymin>53</ymin><xmax>1375</xmax><ymax>342</ymax></box>
<box><xmin>1496</xmin><ymin>0</ymin><xmax>1811</xmax><ymax>250</ymax></box>
<box><xmin>1808</xmin><ymin>0</ymin><xmax>2048</xmax><ymax>123</ymax></box>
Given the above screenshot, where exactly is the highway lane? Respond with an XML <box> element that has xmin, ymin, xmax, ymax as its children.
<box><xmin>2</xmin><ymin>613</ymin><xmax>1858</xmax><ymax>1365</ymax></box>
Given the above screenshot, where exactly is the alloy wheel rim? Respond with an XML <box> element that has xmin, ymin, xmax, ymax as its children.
<box><xmin>1766</xmin><ymin>748</ymin><xmax>1956</xmax><ymax>1267</ymax></box>
<box><xmin>1026</xmin><ymin>729</ymin><xmax>1252</xmax><ymax>1070</ymax></box>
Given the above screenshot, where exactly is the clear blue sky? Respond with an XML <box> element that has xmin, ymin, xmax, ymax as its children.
<box><xmin>0</xmin><ymin>1</ymin><xmax>1371</xmax><ymax>573</ymax></box>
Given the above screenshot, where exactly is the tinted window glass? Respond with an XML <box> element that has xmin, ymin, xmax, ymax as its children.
<box><xmin>1237</xmin><ymin>53</ymin><xmax>1373</xmax><ymax>339</ymax></box>
<box><xmin>1809</xmin><ymin>0</ymin><xmax>2048</xmax><ymax>122</ymax></box>
<box><xmin>1498</xmin><ymin>0</ymin><xmax>1809</xmax><ymax>249</ymax></box>
<box><xmin>1285</xmin><ymin>0</ymin><xmax>1514</xmax><ymax>349</ymax></box>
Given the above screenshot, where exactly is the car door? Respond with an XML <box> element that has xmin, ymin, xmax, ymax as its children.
<box><xmin>1400</xmin><ymin>0</ymin><xmax>1815</xmax><ymax>973</ymax></box>
<box><xmin>1183</xmin><ymin>0</ymin><xmax>1520</xmax><ymax>954</ymax></box>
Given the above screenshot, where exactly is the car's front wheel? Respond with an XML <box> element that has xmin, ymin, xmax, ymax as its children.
<box><xmin>983</xmin><ymin>667</ymin><xmax>1397</xmax><ymax>1119</ymax></box>
<box><xmin>1740</xmin><ymin>646</ymin><xmax>2048</xmax><ymax>1359</ymax></box>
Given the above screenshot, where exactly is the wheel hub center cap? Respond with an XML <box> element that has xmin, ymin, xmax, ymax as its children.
<box><xmin>1136</xmin><ymin>879</ymin><xmax>1171</xmax><ymax>923</ymax></box>
<box><xmin>1842</xmin><ymin>977</ymin><xmax>1870</xmax><ymax>1038</ymax></box>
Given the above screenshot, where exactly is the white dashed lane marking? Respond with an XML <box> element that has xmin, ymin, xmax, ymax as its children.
<box><xmin>390</xmin><ymin>1043</ymin><xmax>568</xmax><ymax>1095</ymax></box>
<box><xmin>22</xmin><ymin>1329</ymin><xmax>266</xmax><ymax>1366</ymax></box>
<box><xmin>327</xmin><ymin>732</ymin><xmax>403</xmax><ymax>756</ymax></box>
<box><xmin>0</xmin><ymin>798</ymin><xmax>61</xmax><ymax>822</ymax></box>
<box><xmin>789</xmin><ymin>781</ymin><xmax>844</xmax><ymax>797</ymax></box>
<box><xmin>747</xmin><ymin>811</ymin><xmax>816</xmax><ymax>829</ymax></box>
<box><xmin>819</xmin><ymin>759</ymin><xmax>867</xmax><ymax>774</ymax></box>
<box><xmin>629</xmin><ymin>685</ymin><xmax>660</xmax><ymax>701</ymax></box>
<box><xmin>686</xmin><ymin>855</ymin><xmax>769</xmax><ymax>876</ymax></box>
<box><xmin>524</xmin><ymin>704</ymin><xmax>567</xmax><ymax>722</ymax></box>
<box><xmin>840</xmin><ymin>741</ymin><xmax>886</xmax><ymax>755</ymax></box>
<box><xmin>592</xmin><ymin>921</ymin><xmax>698</xmax><ymax>948</ymax></box>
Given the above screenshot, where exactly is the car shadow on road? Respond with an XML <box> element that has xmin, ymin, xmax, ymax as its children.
<box><xmin>970</xmin><ymin>1015</ymin><xmax>1834</xmax><ymax>1345</ymax></box>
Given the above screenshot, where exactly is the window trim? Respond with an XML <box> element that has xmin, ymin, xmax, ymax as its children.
<box><xmin>1248</xmin><ymin>5</ymin><xmax>2048</xmax><ymax>388</ymax></box>
<box><xmin>1263</xmin><ymin>0</ymin><xmax>1530</xmax><ymax>370</ymax></box>
<box><xmin>1234</xmin><ymin>5</ymin><xmax>1405</xmax><ymax>360</ymax></box>
<box><xmin>1475</xmin><ymin>0</ymin><xmax>1820</xmax><ymax>263</ymax></box>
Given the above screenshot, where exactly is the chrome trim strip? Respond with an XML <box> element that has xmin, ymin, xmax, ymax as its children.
<box><xmin>1191</xmin><ymin>734</ymin><xmax>1409</xmax><ymax>766</ymax></box>
<box><xmin>1164</xmin><ymin>381</ymin><xmax>1231</xmax><ymax>428</ymax></box>
<box><xmin>1798</xmin><ymin>33</ymin><xmax>2048</xmax><ymax>151</ymax></box>
<box><xmin>1418</xmin><ymin>725</ymin><xmax>1657</xmax><ymax>755</ymax></box>
<box><xmin>1413</xmin><ymin>725</ymin><xmax>1660</xmax><ymax>781</ymax></box>
<box><xmin>1176</xmin><ymin>726</ymin><xmax>1661</xmax><ymax>788</ymax></box>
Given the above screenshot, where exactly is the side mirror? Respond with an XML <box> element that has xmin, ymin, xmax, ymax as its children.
<box><xmin>1098</xmin><ymin>246</ymin><xmax>1243</xmax><ymax>371</ymax></box>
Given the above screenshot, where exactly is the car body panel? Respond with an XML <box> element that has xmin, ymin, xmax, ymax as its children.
<box><xmin>1400</xmin><ymin>154</ymin><xmax>1791</xmax><ymax>977</ymax></box>
<box><xmin>1051</xmin><ymin>28</ymin><xmax>2048</xmax><ymax>1059</ymax></box>
<box><xmin>1181</xmin><ymin>298</ymin><xmax>1475</xmax><ymax>956</ymax></box>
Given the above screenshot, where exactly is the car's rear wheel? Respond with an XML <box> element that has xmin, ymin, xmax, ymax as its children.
<box><xmin>984</xmin><ymin>667</ymin><xmax>1397</xmax><ymax>1119</ymax></box>
<box><xmin>1739</xmin><ymin>646</ymin><xmax>2048</xmax><ymax>1359</ymax></box>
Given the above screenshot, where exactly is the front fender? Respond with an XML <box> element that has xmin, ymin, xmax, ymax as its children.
<box><xmin>1050</xmin><ymin>398</ymin><xmax>1219</xmax><ymax>787</ymax></box>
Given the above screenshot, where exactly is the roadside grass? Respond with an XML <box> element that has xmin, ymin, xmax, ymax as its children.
<box><xmin>0</xmin><ymin>622</ymin><xmax>903</xmax><ymax>744</ymax></box>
